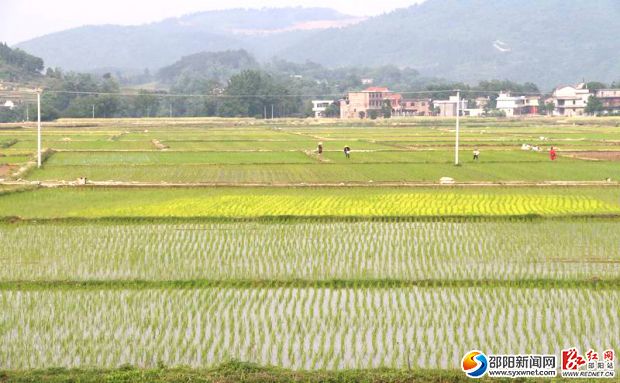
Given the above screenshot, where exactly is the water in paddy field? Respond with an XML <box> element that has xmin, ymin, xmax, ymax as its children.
<box><xmin>0</xmin><ymin>288</ymin><xmax>617</xmax><ymax>369</ymax></box>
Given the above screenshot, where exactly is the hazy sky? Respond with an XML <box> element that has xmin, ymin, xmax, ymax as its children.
<box><xmin>0</xmin><ymin>0</ymin><xmax>424</xmax><ymax>45</ymax></box>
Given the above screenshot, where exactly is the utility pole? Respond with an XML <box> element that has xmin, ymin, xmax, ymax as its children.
<box><xmin>264</xmin><ymin>105</ymin><xmax>267</xmax><ymax>120</ymax></box>
<box><xmin>455</xmin><ymin>90</ymin><xmax>460</xmax><ymax>166</ymax></box>
<box><xmin>271</xmin><ymin>104</ymin><xmax>274</xmax><ymax>120</ymax></box>
<box><xmin>37</xmin><ymin>90</ymin><xmax>42</xmax><ymax>168</ymax></box>
<box><xmin>92</xmin><ymin>104</ymin><xmax>95</xmax><ymax>119</ymax></box>
<box><xmin>169</xmin><ymin>103</ymin><xmax>172</xmax><ymax>118</ymax></box>
<box><xmin>26</xmin><ymin>104</ymin><xmax>29</xmax><ymax>121</ymax></box>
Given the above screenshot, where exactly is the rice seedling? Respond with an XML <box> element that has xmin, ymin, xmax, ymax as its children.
<box><xmin>1</xmin><ymin>220</ymin><xmax>618</xmax><ymax>282</ymax></box>
<box><xmin>0</xmin><ymin>287</ymin><xmax>616</xmax><ymax>369</ymax></box>
<box><xmin>3</xmin><ymin>119</ymin><xmax>620</xmax><ymax>376</ymax></box>
<box><xmin>1</xmin><ymin>187</ymin><xmax>619</xmax><ymax>218</ymax></box>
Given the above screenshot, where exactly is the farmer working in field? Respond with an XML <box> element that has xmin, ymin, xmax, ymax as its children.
<box><xmin>549</xmin><ymin>146</ymin><xmax>557</xmax><ymax>161</ymax></box>
<box><xmin>344</xmin><ymin>146</ymin><xmax>351</xmax><ymax>159</ymax></box>
<box><xmin>317</xmin><ymin>142</ymin><xmax>323</xmax><ymax>155</ymax></box>
<box><xmin>473</xmin><ymin>148</ymin><xmax>480</xmax><ymax>161</ymax></box>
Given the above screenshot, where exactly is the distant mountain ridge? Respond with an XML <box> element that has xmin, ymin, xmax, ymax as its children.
<box><xmin>14</xmin><ymin>1</ymin><xmax>620</xmax><ymax>89</ymax></box>
<box><xmin>15</xmin><ymin>8</ymin><xmax>358</xmax><ymax>72</ymax></box>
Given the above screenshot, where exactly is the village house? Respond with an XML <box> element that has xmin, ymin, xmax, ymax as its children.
<box><xmin>340</xmin><ymin>87</ymin><xmax>392</xmax><ymax>119</ymax></box>
<box><xmin>397</xmin><ymin>98</ymin><xmax>432</xmax><ymax>116</ymax></box>
<box><xmin>385</xmin><ymin>93</ymin><xmax>403</xmax><ymax>112</ymax></box>
<box><xmin>496</xmin><ymin>92</ymin><xmax>540</xmax><ymax>116</ymax></box>
<box><xmin>524</xmin><ymin>96</ymin><xmax>540</xmax><ymax>114</ymax></box>
<box><xmin>432</xmin><ymin>96</ymin><xmax>467</xmax><ymax>117</ymax></box>
<box><xmin>311</xmin><ymin>100</ymin><xmax>335</xmax><ymax>118</ymax></box>
<box><xmin>595</xmin><ymin>89</ymin><xmax>620</xmax><ymax>114</ymax></box>
<box><xmin>496</xmin><ymin>92</ymin><xmax>525</xmax><ymax>117</ymax></box>
<box><xmin>340</xmin><ymin>87</ymin><xmax>435</xmax><ymax>118</ymax></box>
<box><xmin>551</xmin><ymin>83</ymin><xmax>591</xmax><ymax>116</ymax></box>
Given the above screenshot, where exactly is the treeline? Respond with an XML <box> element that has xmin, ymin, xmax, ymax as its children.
<box><xmin>157</xmin><ymin>50</ymin><xmax>429</xmax><ymax>98</ymax></box>
<box><xmin>0</xmin><ymin>49</ymin><xmax>434</xmax><ymax>121</ymax></box>
<box><xmin>424</xmin><ymin>80</ymin><xmax>539</xmax><ymax>99</ymax></box>
<box><xmin>6</xmin><ymin>46</ymin><xmax>616</xmax><ymax>122</ymax></box>
<box><xmin>2</xmin><ymin>68</ymin><xmax>308</xmax><ymax>121</ymax></box>
<box><xmin>0</xmin><ymin>68</ymin><xmax>552</xmax><ymax>122</ymax></box>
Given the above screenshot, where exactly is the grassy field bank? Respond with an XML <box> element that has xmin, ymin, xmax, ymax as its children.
<box><xmin>0</xmin><ymin>361</ymin><xmax>520</xmax><ymax>383</ymax></box>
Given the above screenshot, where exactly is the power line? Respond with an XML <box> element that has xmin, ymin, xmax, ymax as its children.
<box><xmin>39</xmin><ymin>89</ymin><xmax>546</xmax><ymax>98</ymax></box>
<box><xmin>3</xmin><ymin>81</ymin><xmax>547</xmax><ymax>100</ymax></box>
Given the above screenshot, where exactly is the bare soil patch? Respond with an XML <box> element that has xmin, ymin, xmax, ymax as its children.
<box><xmin>0</xmin><ymin>164</ymin><xmax>16</xmax><ymax>177</ymax></box>
<box><xmin>151</xmin><ymin>139</ymin><xmax>169</xmax><ymax>150</ymax></box>
<box><xmin>561</xmin><ymin>151</ymin><xmax>620</xmax><ymax>161</ymax></box>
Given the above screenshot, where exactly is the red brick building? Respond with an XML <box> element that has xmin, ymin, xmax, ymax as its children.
<box><xmin>340</xmin><ymin>87</ymin><xmax>432</xmax><ymax>118</ymax></box>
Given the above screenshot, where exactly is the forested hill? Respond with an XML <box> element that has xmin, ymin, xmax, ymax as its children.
<box><xmin>0</xmin><ymin>43</ymin><xmax>44</xmax><ymax>82</ymax></box>
<box><xmin>158</xmin><ymin>50</ymin><xmax>259</xmax><ymax>89</ymax></box>
<box><xmin>14</xmin><ymin>1</ymin><xmax>620</xmax><ymax>89</ymax></box>
<box><xmin>280</xmin><ymin>0</ymin><xmax>620</xmax><ymax>88</ymax></box>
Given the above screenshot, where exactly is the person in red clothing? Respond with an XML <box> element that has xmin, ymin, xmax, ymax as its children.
<box><xmin>549</xmin><ymin>146</ymin><xmax>557</xmax><ymax>161</ymax></box>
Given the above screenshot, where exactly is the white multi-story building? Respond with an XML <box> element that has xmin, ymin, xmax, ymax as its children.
<box><xmin>311</xmin><ymin>100</ymin><xmax>335</xmax><ymax>118</ymax></box>
<box><xmin>495</xmin><ymin>92</ymin><xmax>540</xmax><ymax>116</ymax></box>
<box><xmin>496</xmin><ymin>92</ymin><xmax>526</xmax><ymax>117</ymax></box>
<box><xmin>552</xmin><ymin>83</ymin><xmax>592</xmax><ymax>116</ymax></box>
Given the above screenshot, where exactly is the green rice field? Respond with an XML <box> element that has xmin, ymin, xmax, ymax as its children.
<box><xmin>2</xmin><ymin>116</ymin><xmax>620</xmax><ymax>184</ymax></box>
<box><xmin>1</xmin><ymin>117</ymin><xmax>619</xmax><ymax>380</ymax></box>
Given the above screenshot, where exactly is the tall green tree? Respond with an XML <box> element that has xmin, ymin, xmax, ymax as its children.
<box><xmin>323</xmin><ymin>102</ymin><xmax>340</xmax><ymax>118</ymax></box>
<box><xmin>220</xmin><ymin>70</ymin><xmax>296</xmax><ymax>118</ymax></box>
<box><xmin>132</xmin><ymin>91</ymin><xmax>161</xmax><ymax>117</ymax></box>
<box><xmin>544</xmin><ymin>102</ymin><xmax>555</xmax><ymax>115</ymax></box>
<box><xmin>381</xmin><ymin>99</ymin><xmax>392</xmax><ymax>118</ymax></box>
<box><xmin>585</xmin><ymin>82</ymin><xmax>607</xmax><ymax>91</ymax></box>
<box><xmin>585</xmin><ymin>96</ymin><xmax>604</xmax><ymax>115</ymax></box>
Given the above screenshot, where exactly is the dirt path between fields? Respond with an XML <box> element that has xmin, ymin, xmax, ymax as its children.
<box><xmin>1</xmin><ymin>180</ymin><xmax>618</xmax><ymax>188</ymax></box>
<box><xmin>302</xmin><ymin>149</ymin><xmax>331</xmax><ymax>163</ymax></box>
